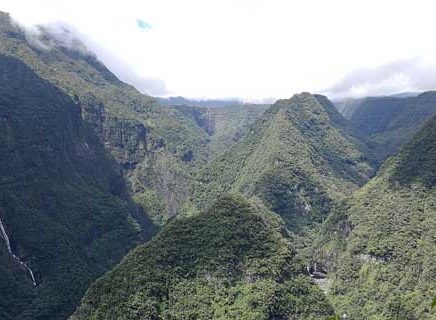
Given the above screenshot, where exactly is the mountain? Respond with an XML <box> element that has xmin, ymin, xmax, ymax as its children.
<box><xmin>0</xmin><ymin>54</ymin><xmax>156</xmax><ymax>319</ymax></box>
<box><xmin>189</xmin><ymin>93</ymin><xmax>375</xmax><ymax>233</ymax></box>
<box><xmin>171</xmin><ymin>104</ymin><xmax>269</xmax><ymax>158</ymax></box>
<box><xmin>0</xmin><ymin>11</ymin><xmax>221</xmax><ymax>319</ymax></box>
<box><xmin>0</xmin><ymin>11</ymin><xmax>214</xmax><ymax>226</ymax></box>
<box><xmin>333</xmin><ymin>97</ymin><xmax>365</xmax><ymax>120</ymax></box>
<box><xmin>334</xmin><ymin>92</ymin><xmax>436</xmax><ymax>161</ymax></box>
<box><xmin>0</xmin><ymin>12</ymin><xmax>272</xmax><ymax>318</ymax></box>
<box><xmin>157</xmin><ymin>96</ymin><xmax>242</xmax><ymax>108</ymax></box>
<box><xmin>315</xmin><ymin>114</ymin><xmax>436</xmax><ymax>319</ymax></box>
<box><xmin>71</xmin><ymin>194</ymin><xmax>334</xmax><ymax>320</ymax></box>
<box><xmin>388</xmin><ymin>91</ymin><xmax>422</xmax><ymax>99</ymax></box>
<box><xmin>334</xmin><ymin>92</ymin><xmax>422</xmax><ymax>120</ymax></box>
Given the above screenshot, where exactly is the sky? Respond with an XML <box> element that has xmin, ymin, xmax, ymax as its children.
<box><xmin>3</xmin><ymin>0</ymin><xmax>436</xmax><ymax>101</ymax></box>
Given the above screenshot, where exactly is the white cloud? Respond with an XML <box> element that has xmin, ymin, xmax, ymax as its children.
<box><xmin>326</xmin><ymin>58</ymin><xmax>436</xmax><ymax>98</ymax></box>
<box><xmin>2</xmin><ymin>0</ymin><xmax>436</xmax><ymax>100</ymax></box>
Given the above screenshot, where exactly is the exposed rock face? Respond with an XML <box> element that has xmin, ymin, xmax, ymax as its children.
<box><xmin>0</xmin><ymin>12</ymin><xmax>213</xmax><ymax>225</ymax></box>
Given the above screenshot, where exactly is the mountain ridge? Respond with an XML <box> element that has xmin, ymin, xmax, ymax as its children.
<box><xmin>71</xmin><ymin>194</ymin><xmax>334</xmax><ymax>320</ymax></box>
<box><xmin>334</xmin><ymin>91</ymin><xmax>436</xmax><ymax>161</ymax></box>
<box><xmin>314</xmin><ymin>114</ymin><xmax>436</xmax><ymax>319</ymax></box>
<box><xmin>189</xmin><ymin>92</ymin><xmax>375</xmax><ymax>232</ymax></box>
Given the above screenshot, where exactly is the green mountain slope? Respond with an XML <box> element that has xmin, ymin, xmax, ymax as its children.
<box><xmin>317</xmin><ymin>115</ymin><xmax>436</xmax><ymax>319</ymax></box>
<box><xmin>334</xmin><ymin>92</ymin><xmax>422</xmax><ymax>120</ymax></box>
<box><xmin>190</xmin><ymin>93</ymin><xmax>375</xmax><ymax>232</ymax></box>
<box><xmin>0</xmin><ymin>12</ymin><xmax>210</xmax><ymax>225</ymax></box>
<box><xmin>0</xmin><ymin>54</ymin><xmax>156</xmax><ymax>320</ymax></box>
<box><xmin>71</xmin><ymin>194</ymin><xmax>334</xmax><ymax>320</ymax></box>
<box><xmin>170</xmin><ymin>104</ymin><xmax>269</xmax><ymax>158</ymax></box>
<box><xmin>339</xmin><ymin>92</ymin><xmax>436</xmax><ymax>161</ymax></box>
<box><xmin>333</xmin><ymin>97</ymin><xmax>366</xmax><ymax>120</ymax></box>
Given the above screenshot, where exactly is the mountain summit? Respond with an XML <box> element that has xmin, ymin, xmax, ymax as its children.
<box><xmin>191</xmin><ymin>93</ymin><xmax>375</xmax><ymax>232</ymax></box>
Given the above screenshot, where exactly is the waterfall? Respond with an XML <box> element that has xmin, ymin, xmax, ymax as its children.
<box><xmin>0</xmin><ymin>217</ymin><xmax>12</xmax><ymax>253</ymax></box>
<box><xmin>0</xmin><ymin>216</ymin><xmax>37</xmax><ymax>286</ymax></box>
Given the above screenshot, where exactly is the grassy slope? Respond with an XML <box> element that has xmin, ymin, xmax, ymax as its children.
<box><xmin>317</xmin><ymin>115</ymin><xmax>436</xmax><ymax>319</ymax></box>
<box><xmin>71</xmin><ymin>194</ymin><xmax>334</xmax><ymax>320</ymax></box>
<box><xmin>190</xmin><ymin>93</ymin><xmax>375</xmax><ymax>232</ymax></box>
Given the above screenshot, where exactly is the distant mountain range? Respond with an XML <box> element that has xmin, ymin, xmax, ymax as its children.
<box><xmin>157</xmin><ymin>96</ymin><xmax>243</xmax><ymax>108</ymax></box>
<box><xmin>334</xmin><ymin>92</ymin><xmax>436</xmax><ymax>161</ymax></box>
<box><xmin>334</xmin><ymin>92</ymin><xmax>422</xmax><ymax>119</ymax></box>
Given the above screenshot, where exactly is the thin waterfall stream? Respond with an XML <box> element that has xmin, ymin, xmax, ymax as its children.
<box><xmin>0</xmin><ymin>216</ymin><xmax>37</xmax><ymax>286</ymax></box>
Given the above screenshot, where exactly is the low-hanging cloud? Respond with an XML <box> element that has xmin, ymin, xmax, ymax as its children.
<box><xmin>325</xmin><ymin>58</ymin><xmax>436</xmax><ymax>99</ymax></box>
<box><xmin>19</xmin><ymin>20</ymin><xmax>168</xmax><ymax>96</ymax></box>
<box><xmin>5</xmin><ymin>0</ymin><xmax>436</xmax><ymax>100</ymax></box>
<box><xmin>83</xmin><ymin>36</ymin><xmax>168</xmax><ymax>96</ymax></box>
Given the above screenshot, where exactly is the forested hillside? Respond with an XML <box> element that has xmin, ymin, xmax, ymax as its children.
<box><xmin>0</xmin><ymin>54</ymin><xmax>155</xmax><ymax>320</ymax></box>
<box><xmin>170</xmin><ymin>104</ymin><xmax>269</xmax><ymax>158</ymax></box>
<box><xmin>1</xmin><ymin>9</ymin><xmax>435</xmax><ymax>320</ymax></box>
<box><xmin>0</xmin><ymin>11</ymin><xmax>213</xmax><ymax>225</ymax></box>
<box><xmin>336</xmin><ymin>93</ymin><xmax>436</xmax><ymax>161</ymax></box>
<box><xmin>190</xmin><ymin>93</ymin><xmax>375</xmax><ymax>232</ymax></box>
<box><xmin>71</xmin><ymin>195</ymin><xmax>334</xmax><ymax>320</ymax></box>
<box><xmin>315</xmin><ymin>114</ymin><xmax>436</xmax><ymax>319</ymax></box>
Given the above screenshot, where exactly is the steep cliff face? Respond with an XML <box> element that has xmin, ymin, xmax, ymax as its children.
<box><xmin>190</xmin><ymin>93</ymin><xmax>375</xmax><ymax>232</ymax></box>
<box><xmin>170</xmin><ymin>103</ymin><xmax>270</xmax><ymax>158</ymax></box>
<box><xmin>316</xmin><ymin>115</ymin><xmax>436</xmax><ymax>319</ymax></box>
<box><xmin>0</xmin><ymin>12</ymin><xmax>211</xmax><ymax>224</ymax></box>
<box><xmin>71</xmin><ymin>195</ymin><xmax>334</xmax><ymax>320</ymax></box>
<box><xmin>0</xmin><ymin>54</ymin><xmax>156</xmax><ymax>320</ymax></box>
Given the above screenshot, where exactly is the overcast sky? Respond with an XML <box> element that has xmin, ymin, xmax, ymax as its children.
<box><xmin>3</xmin><ymin>0</ymin><xmax>436</xmax><ymax>101</ymax></box>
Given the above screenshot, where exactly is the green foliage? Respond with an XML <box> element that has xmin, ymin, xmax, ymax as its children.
<box><xmin>134</xmin><ymin>189</ymin><xmax>166</xmax><ymax>225</ymax></box>
<box><xmin>0</xmin><ymin>14</ymin><xmax>275</xmax><ymax>319</ymax></box>
<box><xmin>315</xmin><ymin>116</ymin><xmax>436</xmax><ymax>320</ymax></box>
<box><xmin>190</xmin><ymin>93</ymin><xmax>375</xmax><ymax>233</ymax></box>
<box><xmin>0</xmin><ymin>12</ymin><xmax>213</xmax><ymax>224</ymax></box>
<box><xmin>0</xmin><ymin>53</ymin><xmax>156</xmax><ymax>319</ymax></box>
<box><xmin>345</xmin><ymin>93</ymin><xmax>436</xmax><ymax>161</ymax></box>
<box><xmin>71</xmin><ymin>195</ymin><xmax>334</xmax><ymax>319</ymax></box>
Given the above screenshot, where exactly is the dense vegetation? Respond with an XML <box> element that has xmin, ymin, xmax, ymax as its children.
<box><xmin>335</xmin><ymin>93</ymin><xmax>436</xmax><ymax>161</ymax></box>
<box><xmin>0</xmin><ymin>11</ymin><xmax>214</xmax><ymax>225</ymax></box>
<box><xmin>2</xmin><ymin>9</ymin><xmax>435</xmax><ymax>320</ymax></box>
<box><xmin>71</xmin><ymin>194</ymin><xmax>334</xmax><ymax>320</ymax></box>
<box><xmin>189</xmin><ymin>93</ymin><xmax>375</xmax><ymax>233</ymax></box>
<box><xmin>170</xmin><ymin>104</ymin><xmax>269</xmax><ymax>158</ymax></box>
<box><xmin>0</xmin><ymin>54</ymin><xmax>156</xmax><ymax>319</ymax></box>
<box><xmin>315</xmin><ymin>115</ymin><xmax>436</xmax><ymax>319</ymax></box>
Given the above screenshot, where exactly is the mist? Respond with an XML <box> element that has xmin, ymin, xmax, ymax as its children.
<box><xmin>17</xmin><ymin>19</ymin><xmax>168</xmax><ymax>96</ymax></box>
<box><xmin>325</xmin><ymin>58</ymin><xmax>436</xmax><ymax>99</ymax></box>
<box><xmin>4</xmin><ymin>0</ymin><xmax>436</xmax><ymax>100</ymax></box>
